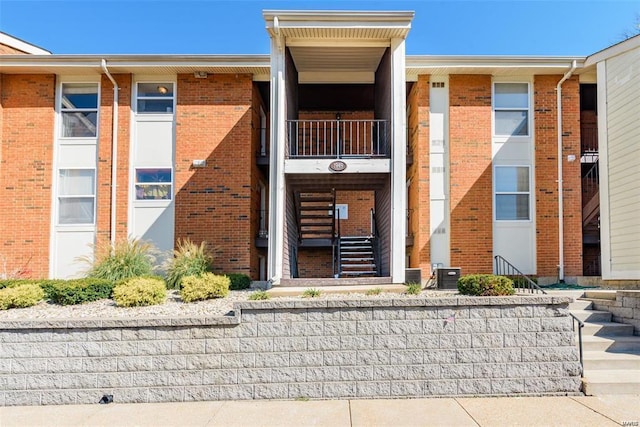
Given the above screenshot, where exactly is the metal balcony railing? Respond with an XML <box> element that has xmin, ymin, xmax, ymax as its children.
<box><xmin>286</xmin><ymin>119</ymin><xmax>389</xmax><ymax>159</ymax></box>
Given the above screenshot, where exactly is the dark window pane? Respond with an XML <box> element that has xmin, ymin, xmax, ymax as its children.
<box><xmin>137</xmin><ymin>99</ymin><xmax>173</xmax><ymax>113</ymax></box>
<box><xmin>138</xmin><ymin>83</ymin><xmax>173</xmax><ymax>97</ymax></box>
<box><xmin>496</xmin><ymin>194</ymin><xmax>529</xmax><ymax>220</ymax></box>
<box><xmin>136</xmin><ymin>168</ymin><xmax>172</xmax><ymax>183</ymax></box>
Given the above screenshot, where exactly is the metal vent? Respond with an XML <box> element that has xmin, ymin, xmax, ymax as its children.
<box><xmin>431</xmin><ymin>139</ymin><xmax>444</xmax><ymax>147</ymax></box>
<box><xmin>431</xmin><ymin>166</ymin><xmax>445</xmax><ymax>174</ymax></box>
<box><xmin>432</xmin><ymin>82</ymin><xmax>445</xmax><ymax>88</ymax></box>
<box><xmin>434</xmin><ymin>227</ymin><xmax>446</xmax><ymax>234</ymax></box>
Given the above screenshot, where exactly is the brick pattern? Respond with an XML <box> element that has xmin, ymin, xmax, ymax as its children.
<box><xmin>0</xmin><ymin>297</ymin><xmax>581</xmax><ymax>406</ymax></box>
<box><xmin>0</xmin><ymin>74</ymin><xmax>56</xmax><ymax>278</ymax></box>
<box><xmin>97</xmin><ymin>74</ymin><xmax>132</xmax><ymax>245</ymax></box>
<box><xmin>297</xmin><ymin>248</ymin><xmax>334</xmax><ymax>278</ymax></box>
<box><xmin>336</xmin><ymin>190</ymin><xmax>374</xmax><ymax>237</ymax></box>
<box><xmin>534</xmin><ymin>76</ymin><xmax>582</xmax><ymax>277</ymax></box>
<box><xmin>407</xmin><ymin>76</ymin><xmax>431</xmax><ymax>278</ymax></box>
<box><xmin>174</xmin><ymin>73</ymin><xmax>254</xmax><ymax>276</ymax></box>
<box><xmin>0</xmin><ymin>43</ymin><xmax>30</xmax><ymax>55</ymax></box>
<box><xmin>448</xmin><ymin>75</ymin><xmax>493</xmax><ymax>274</ymax></box>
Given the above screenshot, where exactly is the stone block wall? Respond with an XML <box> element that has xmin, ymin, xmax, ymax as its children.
<box><xmin>0</xmin><ymin>296</ymin><xmax>581</xmax><ymax>406</ymax></box>
<box><xmin>592</xmin><ymin>290</ymin><xmax>640</xmax><ymax>335</ymax></box>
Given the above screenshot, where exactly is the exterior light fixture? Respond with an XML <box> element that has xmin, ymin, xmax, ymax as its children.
<box><xmin>194</xmin><ymin>71</ymin><xmax>208</xmax><ymax>79</ymax></box>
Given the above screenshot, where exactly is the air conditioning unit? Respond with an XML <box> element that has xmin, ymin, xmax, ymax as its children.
<box><xmin>436</xmin><ymin>268</ymin><xmax>461</xmax><ymax>290</ymax></box>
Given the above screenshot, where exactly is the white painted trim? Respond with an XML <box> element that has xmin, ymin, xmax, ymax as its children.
<box><xmin>390</xmin><ymin>37</ymin><xmax>406</xmax><ymax>284</ymax></box>
<box><xmin>267</xmin><ymin>35</ymin><xmax>286</xmax><ymax>285</ymax></box>
<box><xmin>286</xmin><ymin>39</ymin><xmax>390</xmax><ymax>48</ymax></box>
<box><xmin>284</xmin><ymin>158</ymin><xmax>390</xmax><ymax>174</ymax></box>
<box><xmin>49</xmin><ymin>77</ymin><xmax>100</xmax><ymax>278</ymax></box>
<box><xmin>0</xmin><ymin>32</ymin><xmax>50</xmax><ymax>54</ymax></box>
<box><xmin>597</xmin><ymin>61</ymin><xmax>612</xmax><ymax>280</ymax></box>
<box><xmin>585</xmin><ymin>34</ymin><xmax>640</xmax><ymax>66</ymax></box>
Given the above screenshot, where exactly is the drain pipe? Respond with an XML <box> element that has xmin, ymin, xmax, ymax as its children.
<box><xmin>101</xmin><ymin>59</ymin><xmax>119</xmax><ymax>248</ymax></box>
<box><xmin>556</xmin><ymin>60</ymin><xmax>577</xmax><ymax>282</ymax></box>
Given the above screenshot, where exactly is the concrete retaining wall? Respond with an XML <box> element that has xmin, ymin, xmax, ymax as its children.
<box><xmin>0</xmin><ymin>296</ymin><xmax>581</xmax><ymax>406</ymax></box>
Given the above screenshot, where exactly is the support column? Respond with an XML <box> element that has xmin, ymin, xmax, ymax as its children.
<box><xmin>390</xmin><ymin>37</ymin><xmax>407</xmax><ymax>283</ymax></box>
<box><xmin>267</xmin><ymin>35</ymin><xmax>286</xmax><ymax>285</ymax></box>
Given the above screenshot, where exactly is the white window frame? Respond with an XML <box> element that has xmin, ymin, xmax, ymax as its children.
<box><xmin>59</xmin><ymin>82</ymin><xmax>100</xmax><ymax>140</ymax></box>
<box><xmin>134</xmin><ymin>167</ymin><xmax>173</xmax><ymax>201</ymax></box>
<box><xmin>494</xmin><ymin>165</ymin><xmax>531</xmax><ymax>222</ymax></box>
<box><xmin>135</xmin><ymin>82</ymin><xmax>175</xmax><ymax>114</ymax></box>
<box><xmin>56</xmin><ymin>167</ymin><xmax>96</xmax><ymax>226</ymax></box>
<box><xmin>492</xmin><ymin>82</ymin><xmax>531</xmax><ymax>138</ymax></box>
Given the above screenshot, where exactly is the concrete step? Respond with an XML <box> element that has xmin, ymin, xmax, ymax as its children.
<box><xmin>582</xmin><ymin>369</ymin><xmax>640</xmax><ymax>395</ymax></box>
<box><xmin>584</xmin><ymin>290</ymin><xmax>616</xmax><ymax>300</ymax></box>
<box><xmin>568</xmin><ymin>299</ymin><xmax>593</xmax><ymax>311</ymax></box>
<box><xmin>582</xmin><ymin>321</ymin><xmax>635</xmax><ymax>337</ymax></box>
<box><xmin>581</xmin><ymin>335</ymin><xmax>640</xmax><ymax>352</ymax></box>
<box><xmin>583</xmin><ymin>351</ymin><xmax>640</xmax><ymax>370</ymax></box>
<box><xmin>570</xmin><ymin>309</ymin><xmax>612</xmax><ymax>322</ymax></box>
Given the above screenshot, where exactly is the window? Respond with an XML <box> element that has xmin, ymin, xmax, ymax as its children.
<box><xmin>137</xmin><ymin>83</ymin><xmax>174</xmax><ymax>113</ymax></box>
<box><xmin>495</xmin><ymin>166</ymin><xmax>530</xmax><ymax>220</ymax></box>
<box><xmin>494</xmin><ymin>83</ymin><xmax>529</xmax><ymax>137</ymax></box>
<box><xmin>60</xmin><ymin>83</ymin><xmax>98</xmax><ymax>137</ymax></box>
<box><xmin>135</xmin><ymin>168</ymin><xmax>172</xmax><ymax>200</ymax></box>
<box><xmin>58</xmin><ymin>169</ymin><xmax>95</xmax><ymax>224</ymax></box>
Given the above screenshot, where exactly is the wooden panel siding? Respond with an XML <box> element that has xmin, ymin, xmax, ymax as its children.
<box><xmin>606</xmin><ymin>48</ymin><xmax>640</xmax><ymax>271</ymax></box>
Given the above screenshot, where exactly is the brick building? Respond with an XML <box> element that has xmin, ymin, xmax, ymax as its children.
<box><xmin>0</xmin><ymin>11</ymin><xmax>633</xmax><ymax>285</ymax></box>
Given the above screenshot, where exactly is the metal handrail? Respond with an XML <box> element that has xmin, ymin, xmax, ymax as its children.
<box><xmin>569</xmin><ymin>312</ymin><xmax>585</xmax><ymax>376</ymax></box>
<box><xmin>494</xmin><ymin>255</ymin><xmax>546</xmax><ymax>294</ymax></box>
<box><xmin>287</xmin><ymin>119</ymin><xmax>388</xmax><ymax>158</ymax></box>
<box><xmin>495</xmin><ymin>255</ymin><xmax>583</xmax><ymax>376</ymax></box>
<box><xmin>582</xmin><ymin>160</ymin><xmax>599</xmax><ymax>206</ymax></box>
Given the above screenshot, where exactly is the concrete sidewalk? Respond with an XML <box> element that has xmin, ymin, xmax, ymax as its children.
<box><xmin>1</xmin><ymin>395</ymin><xmax>638</xmax><ymax>427</ymax></box>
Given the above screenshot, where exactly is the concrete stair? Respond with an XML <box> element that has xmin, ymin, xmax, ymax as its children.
<box><xmin>569</xmin><ymin>294</ymin><xmax>640</xmax><ymax>395</ymax></box>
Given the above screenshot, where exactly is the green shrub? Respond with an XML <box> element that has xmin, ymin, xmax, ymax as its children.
<box><xmin>180</xmin><ymin>273</ymin><xmax>230</xmax><ymax>303</ymax></box>
<box><xmin>365</xmin><ymin>287</ymin><xmax>382</xmax><ymax>296</ymax></box>
<box><xmin>112</xmin><ymin>277</ymin><xmax>166</xmax><ymax>307</ymax></box>
<box><xmin>0</xmin><ymin>284</ymin><xmax>44</xmax><ymax>310</ymax></box>
<box><xmin>249</xmin><ymin>290</ymin><xmax>270</xmax><ymax>300</ymax></box>
<box><xmin>165</xmin><ymin>239</ymin><xmax>213</xmax><ymax>290</ymax></box>
<box><xmin>82</xmin><ymin>238</ymin><xmax>157</xmax><ymax>282</ymax></box>
<box><xmin>405</xmin><ymin>282</ymin><xmax>422</xmax><ymax>295</ymax></box>
<box><xmin>302</xmin><ymin>288</ymin><xmax>321</xmax><ymax>298</ymax></box>
<box><xmin>47</xmin><ymin>279</ymin><xmax>114</xmax><ymax>305</ymax></box>
<box><xmin>457</xmin><ymin>274</ymin><xmax>515</xmax><ymax>296</ymax></box>
<box><xmin>0</xmin><ymin>279</ymin><xmax>66</xmax><ymax>297</ymax></box>
<box><xmin>226</xmin><ymin>273</ymin><xmax>251</xmax><ymax>290</ymax></box>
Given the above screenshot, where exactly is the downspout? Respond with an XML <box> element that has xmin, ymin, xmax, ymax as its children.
<box><xmin>101</xmin><ymin>59</ymin><xmax>119</xmax><ymax>248</ymax></box>
<box><xmin>556</xmin><ymin>60</ymin><xmax>577</xmax><ymax>282</ymax></box>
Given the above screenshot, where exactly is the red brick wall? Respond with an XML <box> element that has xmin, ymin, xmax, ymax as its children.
<box><xmin>0</xmin><ymin>43</ymin><xmax>30</xmax><ymax>55</ymax></box>
<box><xmin>448</xmin><ymin>75</ymin><xmax>493</xmax><ymax>274</ymax></box>
<box><xmin>297</xmin><ymin>247</ymin><xmax>334</xmax><ymax>278</ymax></box>
<box><xmin>174</xmin><ymin>73</ymin><xmax>254</xmax><ymax>276</ymax></box>
<box><xmin>335</xmin><ymin>190</ymin><xmax>374</xmax><ymax>236</ymax></box>
<box><xmin>0</xmin><ymin>74</ymin><xmax>55</xmax><ymax>278</ymax></box>
<box><xmin>97</xmin><ymin>74</ymin><xmax>132</xmax><ymax>245</ymax></box>
<box><xmin>407</xmin><ymin>76</ymin><xmax>431</xmax><ymax>278</ymax></box>
<box><xmin>534</xmin><ymin>75</ymin><xmax>582</xmax><ymax>277</ymax></box>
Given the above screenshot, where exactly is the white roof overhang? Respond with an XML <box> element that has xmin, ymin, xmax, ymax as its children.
<box><xmin>406</xmin><ymin>56</ymin><xmax>588</xmax><ymax>81</ymax></box>
<box><xmin>0</xmin><ymin>32</ymin><xmax>51</xmax><ymax>55</ymax></box>
<box><xmin>0</xmin><ymin>55</ymin><xmax>271</xmax><ymax>81</ymax></box>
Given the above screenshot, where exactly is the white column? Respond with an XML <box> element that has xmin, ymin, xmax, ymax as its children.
<box><xmin>267</xmin><ymin>35</ymin><xmax>286</xmax><ymax>285</ymax></box>
<box><xmin>596</xmin><ymin>60</ymin><xmax>611</xmax><ymax>279</ymax></box>
<box><xmin>390</xmin><ymin>37</ymin><xmax>407</xmax><ymax>283</ymax></box>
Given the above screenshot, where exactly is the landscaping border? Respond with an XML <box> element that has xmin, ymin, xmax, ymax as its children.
<box><xmin>0</xmin><ymin>295</ymin><xmax>581</xmax><ymax>406</ymax></box>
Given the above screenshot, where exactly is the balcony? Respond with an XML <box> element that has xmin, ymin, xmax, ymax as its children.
<box><xmin>287</xmin><ymin>119</ymin><xmax>389</xmax><ymax>159</ymax></box>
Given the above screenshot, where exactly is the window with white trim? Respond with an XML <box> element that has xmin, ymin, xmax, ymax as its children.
<box><xmin>60</xmin><ymin>83</ymin><xmax>98</xmax><ymax>137</ymax></box>
<box><xmin>136</xmin><ymin>83</ymin><xmax>174</xmax><ymax>113</ymax></box>
<box><xmin>135</xmin><ymin>168</ymin><xmax>172</xmax><ymax>200</ymax></box>
<box><xmin>58</xmin><ymin>169</ymin><xmax>96</xmax><ymax>224</ymax></box>
<box><xmin>495</xmin><ymin>166</ymin><xmax>530</xmax><ymax>220</ymax></box>
<box><xmin>494</xmin><ymin>83</ymin><xmax>529</xmax><ymax>137</ymax></box>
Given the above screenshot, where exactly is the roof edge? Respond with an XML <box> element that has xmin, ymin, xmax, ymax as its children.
<box><xmin>585</xmin><ymin>33</ymin><xmax>640</xmax><ymax>66</ymax></box>
<box><xmin>0</xmin><ymin>32</ymin><xmax>51</xmax><ymax>55</ymax></box>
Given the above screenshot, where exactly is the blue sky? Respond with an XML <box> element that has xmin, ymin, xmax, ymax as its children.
<box><xmin>0</xmin><ymin>1</ymin><xmax>638</xmax><ymax>56</ymax></box>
